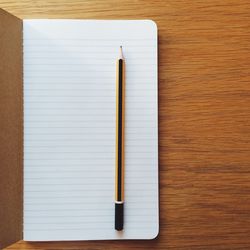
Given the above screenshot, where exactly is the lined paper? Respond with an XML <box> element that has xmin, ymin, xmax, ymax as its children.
<box><xmin>23</xmin><ymin>20</ymin><xmax>158</xmax><ymax>240</ymax></box>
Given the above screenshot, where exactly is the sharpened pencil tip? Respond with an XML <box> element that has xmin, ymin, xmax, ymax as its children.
<box><xmin>119</xmin><ymin>46</ymin><xmax>123</xmax><ymax>59</ymax></box>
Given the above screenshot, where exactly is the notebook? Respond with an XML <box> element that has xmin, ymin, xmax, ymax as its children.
<box><xmin>23</xmin><ymin>20</ymin><xmax>158</xmax><ymax>241</ymax></box>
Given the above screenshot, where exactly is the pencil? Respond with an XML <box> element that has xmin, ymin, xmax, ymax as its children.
<box><xmin>115</xmin><ymin>46</ymin><xmax>125</xmax><ymax>231</ymax></box>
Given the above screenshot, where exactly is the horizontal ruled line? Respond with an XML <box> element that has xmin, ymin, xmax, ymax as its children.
<box><xmin>24</xmin><ymin>38</ymin><xmax>156</xmax><ymax>40</ymax></box>
<box><xmin>24</xmin><ymin>176</ymin><xmax>156</xmax><ymax>180</ymax></box>
<box><xmin>25</xmin><ymin>44</ymin><xmax>155</xmax><ymax>47</ymax></box>
<box><xmin>24</xmin><ymin>63</ymin><xmax>156</xmax><ymax>66</ymax></box>
<box><xmin>24</xmin><ymin>198</ymin><xmax>154</xmax><ymax>206</ymax></box>
<box><xmin>25</xmin><ymin>186</ymin><xmax>156</xmax><ymax>192</ymax></box>
<box><xmin>24</xmin><ymin>68</ymin><xmax>155</xmax><ymax>74</ymax></box>
<box><xmin>23</xmin><ymin>226</ymin><xmax>156</xmax><ymax>231</ymax></box>
<box><xmin>24</xmin><ymin>168</ymin><xmax>155</xmax><ymax>171</ymax></box>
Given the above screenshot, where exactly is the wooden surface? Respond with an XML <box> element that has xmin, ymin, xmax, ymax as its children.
<box><xmin>1</xmin><ymin>0</ymin><xmax>250</xmax><ymax>249</ymax></box>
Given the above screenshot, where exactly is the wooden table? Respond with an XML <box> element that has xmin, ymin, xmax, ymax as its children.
<box><xmin>2</xmin><ymin>0</ymin><xmax>250</xmax><ymax>249</ymax></box>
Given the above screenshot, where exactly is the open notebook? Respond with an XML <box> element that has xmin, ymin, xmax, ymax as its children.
<box><xmin>23</xmin><ymin>20</ymin><xmax>158</xmax><ymax>240</ymax></box>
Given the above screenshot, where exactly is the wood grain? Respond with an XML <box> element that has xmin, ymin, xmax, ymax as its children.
<box><xmin>1</xmin><ymin>0</ymin><xmax>250</xmax><ymax>249</ymax></box>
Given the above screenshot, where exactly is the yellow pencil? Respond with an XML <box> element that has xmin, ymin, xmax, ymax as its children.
<box><xmin>115</xmin><ymin>46</ymin><xmax>125</xmax><ymax>231</ymax></box>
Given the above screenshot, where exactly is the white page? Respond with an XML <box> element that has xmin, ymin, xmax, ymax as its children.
<box><xmin>23</xmin><ymin>20</ymin><xmax>158</xmax><ymax>240</ymax></box>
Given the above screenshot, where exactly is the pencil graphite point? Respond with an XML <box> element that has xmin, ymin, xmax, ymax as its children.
<box><xmin>119</xmin><ymin>46</ymin><xmax>123</xmax><ymax>59</ymax></box>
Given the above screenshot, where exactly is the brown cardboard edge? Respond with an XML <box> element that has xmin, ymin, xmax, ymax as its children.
<box><xmin>0</xmin><ymin>8</ymin><xmax>23</xmax><ymax>249</ymax></box>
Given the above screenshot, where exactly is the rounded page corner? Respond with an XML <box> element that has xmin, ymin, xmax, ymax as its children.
<box><xmin>144</xmin><ymin>19</ymin><xmax>158</xmax><ymax>34</ymax></box>
<box><xmin>147</xmin><ymin>225</ymin><xmax>159</xmax><ymax>240</ymax></box>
